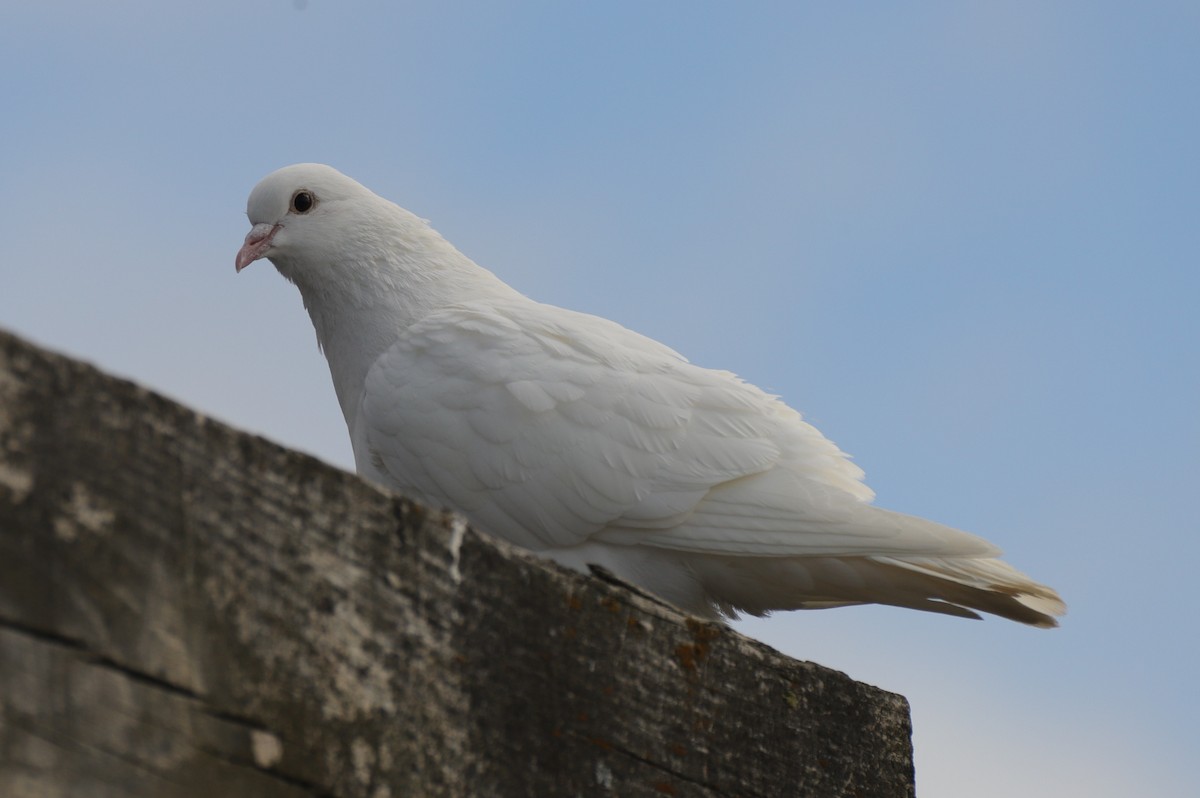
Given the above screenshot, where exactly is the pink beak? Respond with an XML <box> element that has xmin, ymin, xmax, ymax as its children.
<box><xmin>236</xmin><ymin>223</ymin><xmax>282</xmax><ymax>272</ymax></box>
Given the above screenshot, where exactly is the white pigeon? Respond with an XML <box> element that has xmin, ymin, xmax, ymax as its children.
<box><xmin>236</xmin><ymin>163</ymin><xmax>1065</xmax><ymax>627</ymax></box>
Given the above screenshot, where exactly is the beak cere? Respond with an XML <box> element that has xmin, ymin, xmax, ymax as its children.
<box><xmin>236</xmin><ymin>223</ymin><xmax>282</xmax><ymax>272</ymax></box>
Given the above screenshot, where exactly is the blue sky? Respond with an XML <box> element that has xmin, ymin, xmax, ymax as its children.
<box><xmin>3</xmin><ymin>3</ymin><xmax>1196</xmax><ymax>795</ymax></box>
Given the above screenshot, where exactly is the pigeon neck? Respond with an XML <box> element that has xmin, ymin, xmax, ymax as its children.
<box><xmin>289</xmin><ymin>243</ymin><xmax>520</xmax><ymax>432</ymax></box>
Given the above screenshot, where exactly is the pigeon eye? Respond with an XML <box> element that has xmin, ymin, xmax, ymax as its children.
<box><xmin>291</xmin><ymin>190</ymin><xmax>316</xmax><ymax>214</ymax></box>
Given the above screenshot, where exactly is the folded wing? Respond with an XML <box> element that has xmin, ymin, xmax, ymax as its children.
<box><xmin>359</xmin><ymin>298</ymin><xmax>1063</xmax><ymax>625</ymax></box>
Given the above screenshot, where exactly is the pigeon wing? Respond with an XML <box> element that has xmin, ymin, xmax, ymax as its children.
<box><xmin>359</xmin><ymin>299</ymin><xmax>995</xmax><ymax>561</ymax></box>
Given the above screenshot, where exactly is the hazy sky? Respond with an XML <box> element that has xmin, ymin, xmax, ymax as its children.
<box><xmin>3</xmin><ymin>3</ymin><xmax>1196</xmax><ymax>795</ymax></box>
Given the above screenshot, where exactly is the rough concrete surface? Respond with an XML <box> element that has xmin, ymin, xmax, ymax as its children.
<box><xmin>0</xmin><ymin>328</ymin><xmax>915</xmax><ymax>797</ymax></box>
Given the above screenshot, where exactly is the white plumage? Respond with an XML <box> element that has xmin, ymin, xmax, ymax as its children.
<box><xmin>237</xmin><ymin>163</ymin><xmax>1065</xmax><ymax>626</ymax></box>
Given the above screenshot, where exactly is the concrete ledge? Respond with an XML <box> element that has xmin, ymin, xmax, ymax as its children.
<box><xmin>0</xmin><ymin>328</ymin><xmax>915</xmax><ymax>797</ymax></box>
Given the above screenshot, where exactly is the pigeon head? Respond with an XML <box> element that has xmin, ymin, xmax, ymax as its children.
<box><xmin>236</xmin><ymin>164</ymin><xmax>519</xmax><ymax>377</ymax></box>
<box><xmin>235</xmin><ymin>163</ymin><xmax>376</xmax><ymax>274</ymax></box>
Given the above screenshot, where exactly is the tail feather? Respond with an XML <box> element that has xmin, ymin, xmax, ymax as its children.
<box><xmin>870</xmin><ymin>555</ymin><xmax>1066</xmax><ymax>627</ymax></box>
<box><xmin>692</xmin><ymin>553</ymin><xmax>1066</xmax><ymax>627</ymax></box>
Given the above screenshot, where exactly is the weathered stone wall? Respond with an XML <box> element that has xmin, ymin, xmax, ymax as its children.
<box><xmin>0</xmin><ymin>329</ymin><xmax>915</xmax><ymax>797</ymax></box>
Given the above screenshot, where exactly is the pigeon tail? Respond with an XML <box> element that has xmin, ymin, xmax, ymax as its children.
<box><xmin>689</xmin><ymin>553</ymin><xmax>1066</xmax><ymax>627</ymax></box>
